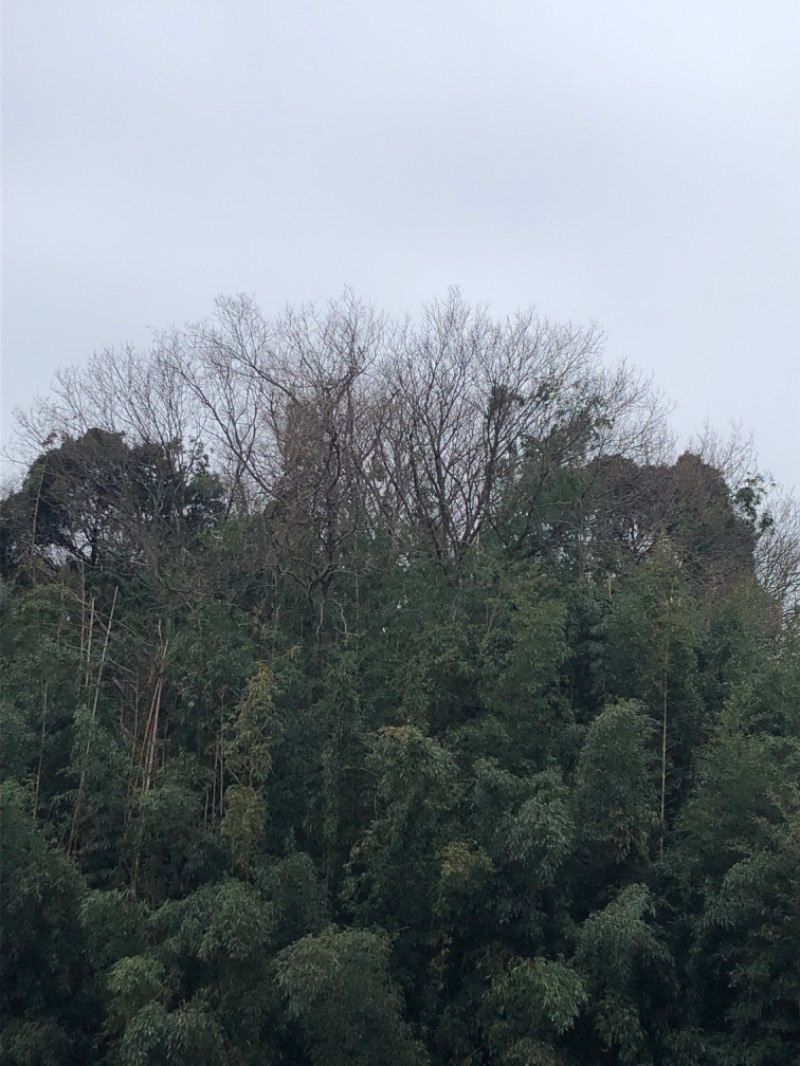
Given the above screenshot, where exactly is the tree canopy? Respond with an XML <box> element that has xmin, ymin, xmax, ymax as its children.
<box><xmin>2</xmin><ymin>292</ymin><xmax>798</xmax><ymax>1065</ymax></box>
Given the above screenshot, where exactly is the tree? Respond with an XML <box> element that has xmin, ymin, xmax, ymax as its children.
<box><xmin>0</xmin><ymin>429</ymin><xmax>223</xmax><ymax>579</ymax></box>
<box><xmin>2</xmin><ymin>289</ymin><xmax>798</xmax><ymax>1065</ymax></box>
<box><xmin>276</xmin><ymin>926</ymin><xmax>426</xmax><ymax>1066</ymax></box>
<box><xmin>574</xmin><ymin>883</ymin><xmax>672</xmax><ymax>1065</ymax></box>
<box><xmin>0</xmin><ymin>783</ymin><xmax>99</xmax><ymax>1066</ymax></box>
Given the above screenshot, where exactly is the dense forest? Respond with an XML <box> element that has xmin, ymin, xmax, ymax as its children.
<box><xmin>1</xmin><ymin>293</ymin><xmax>799</xmax><ymax>1066</ymax></box>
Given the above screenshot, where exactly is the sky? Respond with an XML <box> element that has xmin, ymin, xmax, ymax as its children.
<box><xmin>2</xmin><ymin>0</ymin><xmax>798</xmax><ymax>490</ymax></box>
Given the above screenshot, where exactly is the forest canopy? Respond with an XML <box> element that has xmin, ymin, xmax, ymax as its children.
<box><xmin>1</xmin><ymin>292</ymin><xmax>799</xmax><ymax>1065</ymax></box>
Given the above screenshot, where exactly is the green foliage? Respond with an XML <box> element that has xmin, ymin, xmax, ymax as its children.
<box><xmin>225</xmin><ymin>662</ymin><xmax>283</xmax><ymax>787</ymax></box>
<box><xmin>2</xmin><ymin>350</ymin><xmax>798</xmax><ymax>1064</ymax></box>
<box><xmin>255</xmin><ymin>851</ymin><xmax>329</xmax><ymax>948</ymax></box>
<box><xmin>435</xmin><ymin>839</ymin><xmax>494</xmax><ymax>920</ymax></box>
<box><xmin>126</xmin><ymin>765</ymin><xmax>216</xmax><ymax>904</ymax></box>
<box><xmin>674</xmin><ymin>707</ymin><xmax>785</xmax><ymax>883</ymax></box>
<box><xmin>276</xmin><ymin>926</ymin><xmax>426</xmax><ymax>1066</ymax></box>
<box><xmin>477</xmin><ymin>567</ymin><xmax>572</xmax><ymax>768</ymax></box>
<box><xmin>345</xmin><ymin>726</ymin><xmax>459</xmax><ymax>936</ymax></box>
<box><xmin>503</xmin><ymin>769</ymin><xmax>575</xmax><ymax>886</ymax></box>
<box><xmin>81</xmin><ymin>889</ymin><xmax>149</xmax><ymax>971</ymax></box>
<box><xmin>0</xmin><ymin>782</ymin><xmax>97</xmax><ymax>1065</ymax></box>
<box><xmin>220</xmin><ymin>661</ymin><xmax>286</xmax><ymax>875</ymax></box>
<box><xmin>114</xmin><ymin>1002</ymin><xmax>226</xmax><ymax>1066</ymax></box>
<box><xmin>574</xmin><ymin>702</ymin><xmax>658</xmax><ymax>868</ymax></box>
<box><xmin>107</xmin><ymin>956</ymin><xmax>167</xmax><ymax>1022</ymax></box>
<box><xmin>0</xmin><ymin>582</ymin><xmax>83</xmax><ymax>813</ymax></box>
<box><xmin>575</xmin><ymin>884</ymin><xmax>672</xmax><ymax>1063</ymax></box>
<box><xmin>0</xmin><ymin>429</ymin><xmax>223</xmax><ymax>578</ymax></box>
<box><xmin>488</xmin><ymin>955</ymin><xmax>587</xmax><ymax>1060</ymax></box>
<box><xmin>700</xmin><ymin>799</ymin><xmax>800</xmax><ymax>1064</ymax></box>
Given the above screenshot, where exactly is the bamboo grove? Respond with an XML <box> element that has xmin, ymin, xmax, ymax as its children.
<box><xmin>1</xmin><ymin>293</ymin><xmax>799</xmax><ymax>1065</ymax></box>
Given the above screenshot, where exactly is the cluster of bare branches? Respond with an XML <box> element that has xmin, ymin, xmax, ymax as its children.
<box><xmin>690</xmin><ymin>423</ymin><xmax>800</xmax><ymax>614</ymax></box>
<box><xmin>10</xmin><ymin>289</ymin><xmax>796</xmax><ymax>609</ymax></box>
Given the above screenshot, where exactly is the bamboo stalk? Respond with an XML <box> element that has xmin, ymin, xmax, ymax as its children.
<box><xmin>218</xmin><ymin>700</ymin><xmax>225</xmax><ymax>820</ymax></box>
<box><xmin>659</xmin><ymin>583</ymin><xmax>675</xmax><ymax>853</ymax></box>
<box><xmin>33</xmin><ymin>683</ymin><xmax>48</xmax><ymax>819</ymax></box>
<box><xmin>141</xmin><ymin>629</ymin><xmax>169</xmax><ymax>794</ymax></box>
<box><xmin>30</xmin><ymin>457</ymin><xmax>48</xmax><ymax>558</ymax></box>
<box><xmin>68</xmin><ymin>587</ymin><xmax>118</xmax><ymax>857</ymax></box>
<box><xmin>84</xmin><ymin>595</ymin><xmax>96</xmax><ymax>692</ymax></box>
<box><xmin>660</xmin><ymin>638</ymin><xmax>669</xmax><ymax>851</ymax></box>
<box><xmin>141</xmin><ymin>673</ymin><xmax>164</xmax><ymax>793</ymax></box>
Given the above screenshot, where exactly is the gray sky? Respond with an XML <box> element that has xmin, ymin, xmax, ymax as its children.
<box><xmin>2</xmin><ymin>0</ymin><xmax>798</xmax><ymax>489</ymax></box>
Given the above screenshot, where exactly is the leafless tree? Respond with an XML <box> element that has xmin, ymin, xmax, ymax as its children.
<box><xmin>11</xmin><ymin>338</ymin><xmax>211</xmax><ymax>506</ymax></box>
<box><xmin>370</xmin><ymin>290</ymin><xmax>671</xmax><ymax>561</ymax></box>
<box><xmin>689</xmin><ymin>422</ymin><xmax>799</xmax><ymax>613</ymax></box>
<box><xmin>1</xmin><ymin>292</ymin><xmax>687</xmax><ymax>591</ymax></box>
<box><xmin>756</xmin><ymin>490</ymin><xmax>800</xmax><ymax>616</ymax></box>
<box><xmin>165</xmin><ymin>293</ymin><xmax>386</xmax><ymax>596</ymax></box>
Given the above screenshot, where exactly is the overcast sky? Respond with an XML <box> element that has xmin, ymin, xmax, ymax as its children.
<box><xmin>2</xmin><ymin>0</ymin><xmax>798</xmax><ymax>489</ymax></box>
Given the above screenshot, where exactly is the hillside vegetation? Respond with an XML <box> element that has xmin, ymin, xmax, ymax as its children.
<box><xmin>2</xmin><ymin>293</ymin><xmax>799</xmax><ymax>1065</ymax></box>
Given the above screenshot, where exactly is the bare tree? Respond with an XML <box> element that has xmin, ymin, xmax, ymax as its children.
<box><xmin>689</xmin><ymin>422</ymin><xmax>799</xmax><ymax>613</ymax></box>
<box><xmin>371</xmin><ymin>290</ymin><xmax>671</xmax><ymax>561</ymax></box>
<box><xmin>167</xmin><ymin>293</ymin><xmax>386</xmax><ymax>597</ymax></box>
<box><xmin>756</xmin><ymin>490</ymin><xmax>800</xmax><ymax>615</ymax></box>
<box><xmin>4</xmin><ymin>291</ymin><xmax>679</xmax><ymax>587</ymax></box>
<box><xmin>11</xmin><ymin>338</ymin><xmax>212</xmax><ymax>512</ymax></box>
